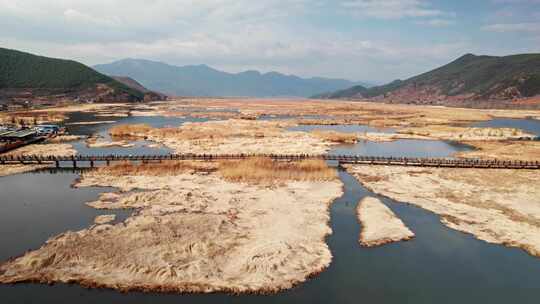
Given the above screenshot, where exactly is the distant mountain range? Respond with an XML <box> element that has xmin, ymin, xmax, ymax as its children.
<box><xmin>316</xmin><ymin>53</ymin><xmax>540</xmax><ymax>108</ymax></box>
<box><xmin>3</xmin><ymin>47</ymin><xmax>538</xmax><ymax>109</ymax></box>
<box><xmin>0</xmin><ymin>47</ymin><xmax>150</xmax><ymax>103</ymax></box>
<box><xmin>94</xmin><ymin>59</ymin><xmax>369</xmax><ymax>97</ymax></box>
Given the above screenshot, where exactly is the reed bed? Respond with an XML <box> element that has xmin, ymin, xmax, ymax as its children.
<box><xmin>311</xmin><ymin>130</ymin><xmax>359</xmax><ymax>144</ymax></box>
<box><xmin>219</xmin><ymin>157</ymin><xmax>337</xmax><ymax>183</ymax></box>
<box><xmin>149</xmin><ymin>127</ymin><xmax>229</xmax><ymax>140</ymax></box>
<box><xmin>0</xmin><ymin>112</ymin><xmax>66</xmax><ymax>126</ymax></box>
<box><xmin>96</xmin><ymin>161</ymin><xmax>216</xmax><ymax>176</ymax></box>
<box><xmin>109</xmin><ymin>124</ymin><xmax>153</xmax><ymax>138</ymax></box>
<box><xmin>93</xmin><ymin>158</ymin><xmax>336</xmax><ymax>182</ymax></box>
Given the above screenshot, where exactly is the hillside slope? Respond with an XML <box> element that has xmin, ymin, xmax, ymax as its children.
<box><xmin>0</xmin><ymin>48</ymin><xmax>144</xmax><ymax>103</ymax></box>
<box><xmin>319</xmin><ymin>53</ymin><xmax>540</xmax><ymax>108</ymax></box>
<box><xmin>112</xmin><ymin>76</ymin><xmax>167</xmax><ymax>101</ymax></box>
<box><xmin>94</xmin><ymin>59</ymin><xmax>367</xmax><ymax>97</ymax></box>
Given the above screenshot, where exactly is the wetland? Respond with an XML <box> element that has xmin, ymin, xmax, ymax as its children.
<box><xmin>1</xmin><ymin>98</ymin><xmax>540</xmax><ymax>303</ymax></box>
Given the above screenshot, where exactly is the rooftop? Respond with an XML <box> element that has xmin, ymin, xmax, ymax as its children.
<box><xmin>0</xmin><ymin>129</ymin><xmax>38</xmax><ymax>139</ymax></box>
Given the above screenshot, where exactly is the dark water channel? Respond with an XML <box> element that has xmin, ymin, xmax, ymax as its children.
<box><xmin>1</xmin><ymin>117</ymin><xmax>540</xmax><ymax>303</ymax></box>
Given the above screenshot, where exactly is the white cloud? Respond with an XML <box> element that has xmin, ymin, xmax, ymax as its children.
<box><xmin>2</xmin><ymin>25</ymin><xmax>469</xmax><ymax>83</ymax></box>
<box><xmin>482</xmin><ymin>22</ymin><xmax>540</xmax><ymax>32</ymax></box>
<box><xmin>63</xmin><ymin>8</ymin><xmax>121</xmax><ymax>27</ymax></box>
<box><xmin>0</xmin><ymin>0</ymin><xmax>521</xmax><ymax>83</ymax></box>
<box><xmin>340</xmin><ymin>0</ymin><xmax>447</xmax><ymax>19</ymax></box>
<box><xmin>415</xmin><ymin>18</ymin><xmax>455</xmax><ymax>27</ymax></box>
<box><xmin>492</xmin><ymin>0</ymin><xmax>540</xmax><ymax>4</ymax></box>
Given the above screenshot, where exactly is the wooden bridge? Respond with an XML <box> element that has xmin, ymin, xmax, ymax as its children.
<box><xmin>0</xmin><ymin>154</ymin><xmax>539</xmax><ymax>169</ymax></box>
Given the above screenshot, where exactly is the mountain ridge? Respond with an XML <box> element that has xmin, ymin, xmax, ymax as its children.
<box><xmin>0</xmin><ymin>47</ymin><xmax>148</xmax><ymax>103</ymax></box>
<box><xmin>316</xmin><ymin>53</ymin><xmax>540</xmax><ymax>108</ymax></box>
<box><xmin>94</xmin><ymin>59</ymin><xmax>371</xmax><ymax>97</ymax></box>
<box><xmin>111</xmin><ymin>76</ymin><xmax>168</xmax><ymax>101</ymax></box>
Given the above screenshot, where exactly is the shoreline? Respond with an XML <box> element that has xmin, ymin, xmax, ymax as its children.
<box><xmin>345</xmin><ymin>165</ymin><xmax>540</xmax><ymax>258</ymax></box>
<box><xmin>0</xmin><ymin>162</ymin><xmax>343</xmax><ymax>294</ymax></box>
<box><xmin>356</xmin><ymin>197</ymin><xmax>415</xmax><ymax>247</ymax></box>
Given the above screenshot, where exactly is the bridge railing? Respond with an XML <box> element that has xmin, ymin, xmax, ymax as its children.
<box><xmin>0</xmin><ymin>154</ymin><xmax>539</xmax><ymax>169</ymax></box>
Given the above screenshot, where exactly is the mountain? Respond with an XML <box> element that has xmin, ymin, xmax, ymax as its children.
<box><xmin>312</xmin><ymin>84</ymin><xmax>369</xmax><ymax>99</ymax></box>
<box><xmin>0</xmin><ymin>47</ymin><xmax>145</xmax><ymax>103</ymax></box>
<box><xmin>94</xmin><ymin>59</ymin><xmax>367</xmax><ymax>97</ymax></box>
<box><xmin>317</xmin><ymin>53</ymin><xmax>540</xmax><ymax>108</ymax></box>
<box><xmin>111</xmin><ymin>76</ymin><xmax>167</xmax><ymax>101</ymax></box>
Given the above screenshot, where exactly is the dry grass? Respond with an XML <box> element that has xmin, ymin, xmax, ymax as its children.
<box><xmin>93</xmin><ymin>158</ymin><xmax>337</xmax><ymax>183</ymax></box>
<box><xmin>219</xmin><ymin>157</ymin><xmax>337</xmax><ymax>183</ymax></box>
<box><xmin>311</xmin><ymin>130</ymin><xmax>359</xmax><ymax>144</ymax></box>
<box><xmin>109</xmin><ymin>124</ymin><xmax>153</xmax><ymax>138</ymax></box>
<box><xmin>0</xmin><ymin>112</ymin><xmax>66</xmax><ymax>126</ymax></box>
<box><xmin>149</xmin><ymin>127</ymin><xmax>228</xmax><ymax>140</ymax></box>
<box><xmin>110</xmin><ymin>124</ymin><xmax>234</xmax><ymax>141</ymax></box>
<box><xmin>96</xmin><ymin>161</ymin><xmax>216</xmax><ymax>176</ymax></box>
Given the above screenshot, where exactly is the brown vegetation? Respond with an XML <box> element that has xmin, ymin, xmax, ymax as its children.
<box><xmin>109</xmin><ymin>124</ymin><xmax>153</xmax><ymax>138</ymax></box>
<box><xmin>219</xmin><ymin>158</ymin><xmax>337</xmax><ymax>183</ymax></box>
<box><xmin>398</xmin><ymin>126</ymin><xmax>533</xmax><ymax>141</ymax></box>
<box><xmin>97</xmin><ymin>161</ymin><xmax>216</xmax><ymax>176</ymax></box>
<box><xmin>455</xmin><ymin>141</ymin><xmax>540</xmax><ymax>161</ymax></box>
<box><xmin>311</xmin><ymin>130</ymin><xmax>359</xmax><ymax>144</ymax></box>
<box><xmin>155</xmin><ymin>98</ymin><xmax>540</xmax><ymax>129</ymax></box>
<box><xmin>0</xmin><ymin>160</ymin><xmax>343</xmax><ymax>294</ymax></box>
<box><xmin>0</xmin><ymin>112</ymin><xmax>66</xmax><ymax>126</ymax></box>
<box><xmin>46</xmin><ymin>135</ymin><xmax>84</xmax><ymax>143</ymax></box>
<box><xmin>94</xmin><ymin>158</ymin><xmax>337</xmax><ymax>183</ymax></box>
<box><xmin>346</xmin><ymin>165</ymin><xmax>540</xmax><ymax>257</ymax></box>
<box><xmin>357</xmin><ymin>197</ymin><xmax>415</xmax><ymax>247</ymax></box>
<box><xmin>105</xmin><ymin>119</ymin><xmax>331</xmax><ymax>155</ymax></box>
<box><xmin>4</xmin><ymin>143</ymin><xmax>76</xmax><ymax>157</ymax></box>
<box><xmin>0</xmin><ymin>164</ymin><xmax>49</xmax><ymax>177</ymax></box>
<box><xmin>149</xmin><ymin>127</ymin><xmax>229</xmax><ymax>140</ymax></box>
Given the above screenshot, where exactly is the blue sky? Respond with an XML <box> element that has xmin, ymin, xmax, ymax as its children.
<box><xmin>1</xmin><ymin>0</ymin><xmax>539</xmax><ymax>83</ymax></box>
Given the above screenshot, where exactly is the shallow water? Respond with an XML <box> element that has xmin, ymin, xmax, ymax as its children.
<box><xmin>0</xmin><ymin>172</ymin><xmax>131</xmax><ymax>262</ymax></box>
<box><xmin>1</xmin><ymin>118</ymin><xmax>540</xmax><ymax>303</ymax></box>
<box><xmin>65</xmin><ymin>112</ymin><xmax>211</xmax><ymax>156</ymax></box>
<box><xmin>331</xmin><ymin>139</ymin><xmax>472</xmax><ymax>158</ymax></box>
<box><xmin>291</xmin><ymin>124</ymin><xmax>471</xmax><ymax>158</ymax></box>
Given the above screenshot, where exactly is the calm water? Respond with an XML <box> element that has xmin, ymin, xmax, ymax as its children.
<box><xmin>1</xmin><ymin>118</ymin><xmax>540</xmax><ymax>303</ymax></box>
<box><xmin>291</xmin><ymin>124</ymin><xmax>471</xmax><ymax>158</ymax></box>
<box><xmin>0</xmin><ymin>172</ymin><xmax>131</xmax><ymax>262</ymax></box>
<box><xmin>65</xmin><ymin>112</ymin><xmax>211</xmax><ymax>156</ymax></box>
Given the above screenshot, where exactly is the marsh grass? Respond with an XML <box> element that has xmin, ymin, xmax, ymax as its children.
<box><xmin>109</xmin><ymin>124</ymin><xmax>153</xmax><ymax>138</ymax></box>
<box><xmin>0</xmin><ymin>112</ymin><xmax>66</xmax><ymax>126</ymax></box>
<box><xmin>311</xmin><ymin>130</ymin><xmax>359</xmax><ymax>143</ymax></box>
<box><xmin>96</xmin><ymin>161</ymin><xmax>216</xmax><ymax>176</ymax></box>
<box><xmin>149</xmin><ymin>127</ymin><xmax>228</xmax><ymax>140</ymax></box>
<box><xmin>219</xmin><ymin>157</ymin><xmax>337</xmax><ymax>183</ymax></box>
<box><xmin>94</xmin><ymin>158</ymin><xmax>336</xmax><ymax>183</ymax></box>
